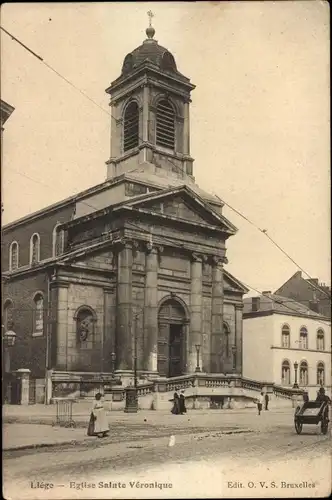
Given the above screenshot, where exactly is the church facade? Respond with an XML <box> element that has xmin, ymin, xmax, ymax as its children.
<box><xmin>2</xmin><ymin>24</ymin><xmax>248</xmax><ymax>403</ymax></box>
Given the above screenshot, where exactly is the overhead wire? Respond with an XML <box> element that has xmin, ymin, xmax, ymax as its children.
<box><xmin>1</xmin><ymin>24</ymin><xmax>330</xmax><ymax>302</ymax></box>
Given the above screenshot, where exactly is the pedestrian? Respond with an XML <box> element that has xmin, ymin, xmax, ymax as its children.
<box><xmin>171</xmin><ymin>389</ymin><xmax>180</xmax><ymax>415</ymax></box>
<box><xmin>303</xmin><ymin>392</ymin><xmax>309</xmax><ymax>403</ymax></box>
<box><xmin>179</xmin><ymin>390</ymin><xmax>187</xmax><ymax>414</ymax></box>
<box><xmin>87</xmin><ymin>392</ymin><xmax>109</xmax><ymax>438</ymax></box>
<box><xmin>316</xmin><ymin>387</ymin><xmax>331</xmax><ymax>404</ymax></box>
<box><xmin>264</xmin><ymin>392</ymin><xmax>269</xmax><ymax>411</ymax></box>
<box><xmin>257</xmin><ymin>392</ymin><xmax>264</xmax><ymax>416</ymax></box>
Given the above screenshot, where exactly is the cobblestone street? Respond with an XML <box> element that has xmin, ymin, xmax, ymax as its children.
<box><xmin>3</xmin><ymin>409</ymin><xmax>331</xmax><ymax>499</ymax></box>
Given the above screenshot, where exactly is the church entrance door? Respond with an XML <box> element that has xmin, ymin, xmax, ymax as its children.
<box><xmin>157</xmin><ymin>299</ymin><xmax>187</xmax><ymax>378</ymax></box>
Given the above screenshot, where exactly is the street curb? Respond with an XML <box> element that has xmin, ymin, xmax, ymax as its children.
<box><xmin>3</xmin><ymin>428</ymin><xmax>253</xmax><ymax>452</ymax></box>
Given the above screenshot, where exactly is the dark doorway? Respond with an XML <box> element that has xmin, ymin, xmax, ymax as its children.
<box><xmin>169</xmin><ymin>324</ymin><xmax>183</xmax><ymax>377</ymax></box>
<box><xmin>157</xmin><ymin>298</ymin><xmax>187</xmax><ymax>378</ymax></box>
<box><xmin>10</xmin><ymin>376</ymin><xmax>21</xmax><ymax>405</ymax></box>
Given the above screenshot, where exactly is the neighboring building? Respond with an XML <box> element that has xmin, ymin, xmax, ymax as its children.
<box><xmin>275</xmin><ymin>271</ymin><xmax>331</xmax><ymax>319</ymax></box>
<box><xmin>1</xmin><ymin>99</ymin><xmax>15</xmax><ymax>131</ymax></box>
<box><xmin>2</xmin><ymin>23</ymin><xmax>248</xmax><ymax>403</ymax></box>
<box><xmin>243</xmin><ymin>292</ymin><xmax>331</xmax><ymax>399</ymax></box>
<box><xmin>1</xmin><ymin>99</ymin><xmax>15</xmax><ymax>213</ymax></box>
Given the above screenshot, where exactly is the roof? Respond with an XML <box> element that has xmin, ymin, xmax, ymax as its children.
<box><xmin>243</xmin><ymin>293</ymin><xmax>330</xmax><ymax>321</ymax></box>
<box><xmin>1</xmin><ymin>99</ymin><xmax>15</xmax><ymax>126</ymax></box>
<box><xmin>117</xmin><ymin>28</ymin><xmax>189</xmax><ymax>84</ymax></box>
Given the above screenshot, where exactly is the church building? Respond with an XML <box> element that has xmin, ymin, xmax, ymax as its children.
<box><xmin>2</xmin><ymin>22</ymin><xmax>248</xmax><ymax>403</ymax></box>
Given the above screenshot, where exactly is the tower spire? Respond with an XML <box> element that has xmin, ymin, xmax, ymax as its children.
<box><xmin>146</xmin><ymin>10</ymin><xmax>155</xmax><ymax>39</ymax></box>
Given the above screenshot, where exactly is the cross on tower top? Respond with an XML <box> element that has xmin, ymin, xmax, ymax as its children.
<box><xmin>146</xmin><ymin>11</ymin><xmax>155</xmax><ymax>39</ymax></box>
<box><xmin>147</xmin><ymin>10</ymin><xmax>154</xmax><ymax>27</ymax></box>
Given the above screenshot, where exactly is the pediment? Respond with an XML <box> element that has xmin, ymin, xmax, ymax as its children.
<box><xmin>224</xmin><ymin>269</ymin><xmax>249</xmax><ymax>294</ymax></box>
<box><xmin>119</xmin><ymin>185</ymin><xmax>237</xmax><ymax>234</ymax></box>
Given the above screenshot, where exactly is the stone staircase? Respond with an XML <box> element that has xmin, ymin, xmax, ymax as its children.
<box><xmin>105</xmin><ymin>373</ymin><xmax>304</xmax><ymax>411</ymax></box>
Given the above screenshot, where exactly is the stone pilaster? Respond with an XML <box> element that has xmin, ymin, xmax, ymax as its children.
<box><xmin>142</xmin><ymin>85</ymin><xmax>150</xmax><ymax>142</ymax></box>
<box><xmin>52</xmin><ymin>281</ymin><xmax>69</xmax><ymax>370</ymax></box>
<box><xmin>189</xmin><ymin>253</ymin><xmax>203</xmax><ymax>372</ymax></box>
<box><xmin>103</xmin><ymin>287</ymin><xmax>115</xmax><ymax>372</ymax></box>
<box><xmin>183</xmin><ymin>100</ymin><xmax>190</xmax><ymax>155</ymax></box>
<box><xmin>211</xmin><ymin>257</ymin><xmax>224</xmax><ymax>373</ymax></box>
<box><xmin>235</xmin><ymin>304</ymin><xmax>243</xmax><ymax>375</ymax></box>
<box><xmin>143</xmin><ymin>244</ymin><xmax>159</xmax><ymax>372</ymax></box>
<box><xmin>116</xmin><ymin>241</ymin><xmax>133</xmax><ymax>370</ymax></box>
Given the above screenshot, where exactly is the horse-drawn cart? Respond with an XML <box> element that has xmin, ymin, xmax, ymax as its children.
<box><xmin>294</xmin><ymin>400</ymin><xmax>329</xmax><ymax>435</ymax></box>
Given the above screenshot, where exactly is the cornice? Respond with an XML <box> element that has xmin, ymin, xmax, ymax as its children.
<box><xmin>270</xmin><ymin>345</ymin><xmax>331</xmax><ymax>355</ymax></box>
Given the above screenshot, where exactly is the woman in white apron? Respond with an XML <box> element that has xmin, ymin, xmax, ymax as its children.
<box><xmin>87</xmin><ymin>392</ymin><xmax>109</xmax><ymax>438</ymax></box>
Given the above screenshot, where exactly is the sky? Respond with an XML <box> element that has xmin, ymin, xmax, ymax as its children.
<box><xmin>1</xmin><ymin>1</ymin><xmax>330</xmax><ymax>295</ymax></box>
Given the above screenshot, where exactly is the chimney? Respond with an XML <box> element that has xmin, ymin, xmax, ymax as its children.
<box><xmin>262</xmin><ymin>291</ymin><xmax>271</xmax><ymax>295</ymax></box>
<box><xmin>309</xmin><ymin>300</ymin><xmax>320</xmax><ymax>314</ymax></box>
<box><xmin>252</xmin><ymin>297</ymin><xmax>260</xmax><ymax>312</ymax></box>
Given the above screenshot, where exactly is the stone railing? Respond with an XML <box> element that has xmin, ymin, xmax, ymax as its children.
<box><xmin>273</xmin><ymin>384</ymin><xmax>304</xmax><ymax>400</ymax></box>
<box><xmin>137</xmin><ymin>383</ymin><xmax>154</xmax><ymax>397</ymax></box>
<box><xmin>103</xmin><ymin>373</ymin><xmax>304</xmax><ymax>402</ymax></box>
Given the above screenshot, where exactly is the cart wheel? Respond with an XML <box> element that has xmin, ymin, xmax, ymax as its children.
<box><xmin>295</xmin><ymin>420</ymin><xmax>303</xmax><ymax>434</ymax></box>
<box><xmin>321</xmin><ymin>420</ymin><xmax>329</xmax><ymax>435</ymax></box>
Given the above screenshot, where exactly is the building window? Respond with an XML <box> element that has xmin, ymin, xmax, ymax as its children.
<box><xmin>3</xmin><ymin>299</ymin><xmax>14</xmax><ymax>330</ymax></box>
<box><xmin>156</xmin><ymin>99</ymin><xmax>175</xmax><ymax>150</ymax></box>
<box><xmin>299</xmin><ymin>361</ymin><xmax>308</xmax><ymax>386</ymax></box>
<box><xmin>281</xmin><ymin>360</ymin><xmax>291</xmax><ymax>385</ymax></box>
<box><xmin>281</xmin><ymin>324</ymin><xmax>290</xmax><ymax>348</ymax></box>
<box><xmin>52</xmin><ymin>224</ymin><xmax>64</xmax><ymax>257</ymax></box>
<box><xmin>74</xmin><ymin>306</ymin><xmax>96</xmax><ymax>344</ymax></box>
<box><xmin>33</xmin><ymin>293</ymin><xmax>44</xmax><ymax>336</ymax></box>
<box><xmin>30</xmin><ymin>233</ymin><xmax>40</xmax><ymax>265</ymax></box>
<box><xmin>223</xmin><ymin>322</ymin><xmax>230</xmax><ymax>357</ymax></box>
<box><xmin>317</xmin><ymin>329</ymin><xmax>325</xmax><ymax>351</ymax></box>
<box><xmin>299</xmin><ymin>326</ymin><xmax>308</xmax><ymax>349</ymax></box>
<box><xmin>123</xmin><ymin>101</ymin><xmax>139</xmax><ymax>152</ymax></box>
<box><xmin>9</xmin><ymin>241</ymin><xmax>19</xmax><ymax>271</ymax></box>
<box><xmin>317</xmin><ymin>362</ymin><xmax>325</xmax><ymax>386</ymax></box>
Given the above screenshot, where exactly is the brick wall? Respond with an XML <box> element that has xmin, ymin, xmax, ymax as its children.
<box><xmin>2</xmin><ymin>203</ymin><xmax>75</xmax><ymax>270</ymax></box>
<box><xmin>3</xmin><ymin>271</ymin><xmax>50</xmax><ymax>378</ymax></box>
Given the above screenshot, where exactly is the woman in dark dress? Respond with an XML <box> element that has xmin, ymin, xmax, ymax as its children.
<box><xmin>171</xmin><ymin>390</ymin><xmax>180</xmax><ymax>415</ymax></box>
<box><xmin>179</xmin><ymin>390</ymin><xmax>187</xmax><ymax>414</ymax></box>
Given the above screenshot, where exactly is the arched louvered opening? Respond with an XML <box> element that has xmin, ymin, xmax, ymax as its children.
<box><xmin>156</xmin><ymin>99</ymin><xmax>175</xmax><ymax>150</ymax></box>
<box><xmin>123</xmin><ymin>101</ymin><xmax>139</xmax><ymax>152</ymax></box>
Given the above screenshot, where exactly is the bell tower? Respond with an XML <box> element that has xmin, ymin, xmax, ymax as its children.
<box><xmin>105</xmin><ymin>13</ymin><xmax>196</xmax><ymax>182</ymax></box>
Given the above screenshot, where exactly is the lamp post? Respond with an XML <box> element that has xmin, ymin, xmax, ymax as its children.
<box><xmin>231</xmin><ymin>345</ymin><xmax>237</xmax><ymax>372</ymax></box>
<box><xmin>124</xmin><ymin>310</ymin><xmax>140</xmax><ymax>413</ymax></box>
<box><xmin>110</xmin><ymin>351</ymin><xmax>116</xmax><ymax>378</ymax></box>
<box><xmin>293</xmin><ymin>361</ymin><xmax>299</xmax><ymax>389</ymax></box>
<box><xmin>195</xmin><ymin>344</ymin><xmax>201</xmax><ymax>373</ymax></box>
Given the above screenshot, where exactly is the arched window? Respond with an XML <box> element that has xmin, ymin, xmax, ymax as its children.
<box><xmin>30</xmin><ymin>233</ymin><xmax>40</xmax><ymax>265</ymax></box>
<box><xmin>281</xmin><ymin>360</ymin><xmax>291</xmax><ymax>385</ymax></box>
<box><xmin>3</xmin><ymin>299</ymin><xmax>14</xmax><ymax>331</ymax></box>
<box><xmin>9</xmin><ymin>241</ymin><xmax>19</xmax><ymax>271</ymax></box>
<box><xmin>299</xmin><ymin>326</ymin><xmax>308</xmax><ymax>349</ymax></box>
<box><xmin>123</xmin><ymin>101</ymin><xmax>139</xmax><ymax>152</ymax></box>
<box><xmin>317</xmin><ymin>362</ymin><xmax>325</xmax><ymax>386</ymax></box>
<box><xmin>281</xmin><ymin>324</ymin><xmax>290</xmax><ymax>348</ymax></box>
<box><xmin>156</xmin><ymin>99</ymin><xmax>175</xmax><ymax>150</ymax></box>
<box><xmin>33</xmin><ymin>293</ymin><xmax>44</xmax><ymax>336</ymax></box>
<box><xmin>299</xmin><ymin>361</ymin><xmax>308</xmax><ymax>386</ymax></box>
<box><xmin>52</xmin><ymin>224</ymin><xmax>64</xmax><ymax>257</ymax></box>
<box><xmin>317</xmin><ymin>329</ymin><xmax>325</xmax><ymax>351</ymax></box>
<box><xmin>74</xmin><ymin>306</ymin><xmax>97</xmax><ymax>344</ymax></box>
<box><xmin>223</xmin><ymin>322</ymin><xmax>230</xmax><ymax>357</ymax></box>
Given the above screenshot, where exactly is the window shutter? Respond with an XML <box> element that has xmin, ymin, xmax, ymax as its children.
<box><xmin>156</xmin><ymin>99</ymin><xmax>175</xmax><ymax>149</ymax></box>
